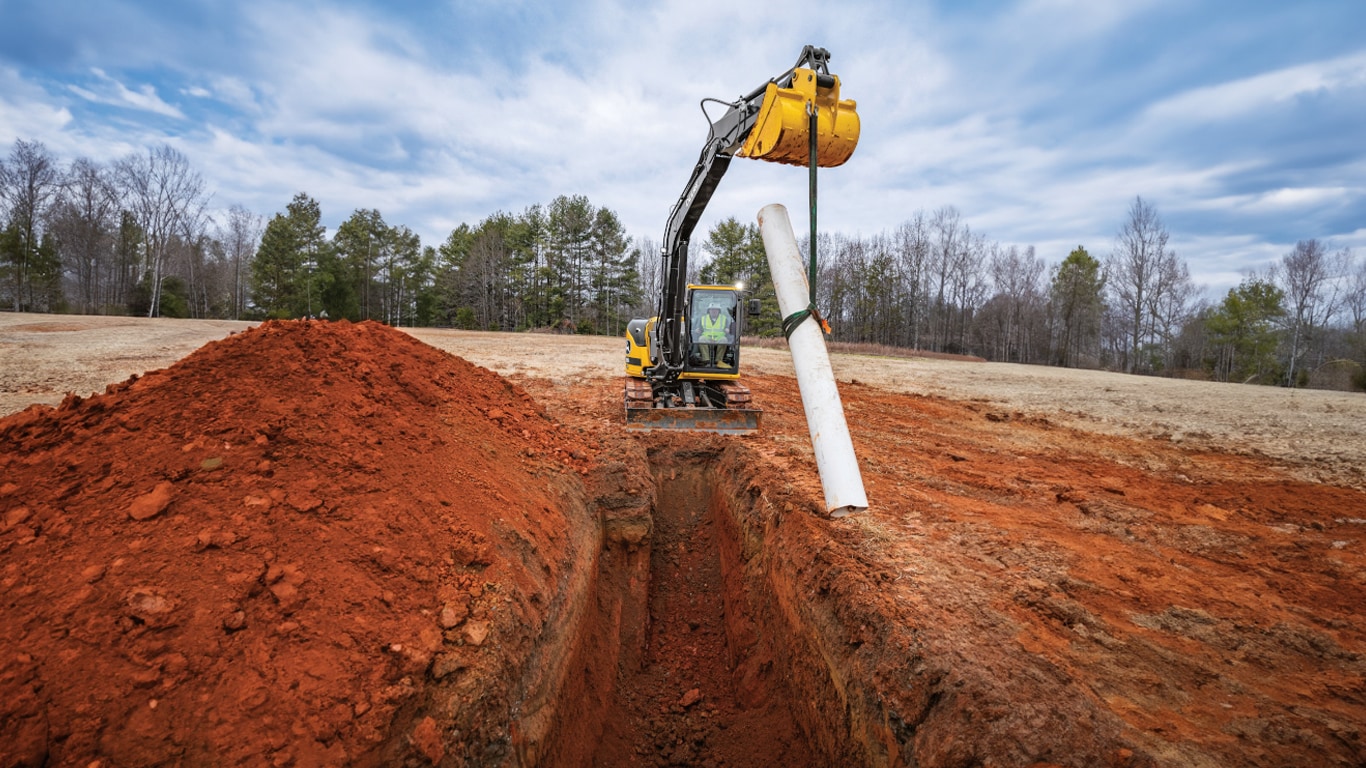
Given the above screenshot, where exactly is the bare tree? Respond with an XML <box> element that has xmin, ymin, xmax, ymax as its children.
<box><xmin>985</xmin><ymin>244</ymin><xmax>1046</xmax><ymax>362</ymax></box>
<box><xmin>894</xmin><ymin>214</ymin><xmax>931</xmax><ymax>350</ymax></box>
<box><xmin>466</xmin><ymin>229</ymin><xmax>510</xmax><ymax>330</ymax></box>
<box><xmin>220</xmin><ymin>204</ymin><xmax>263</xmax><ymax>319</ymax></box>
<box><xmin>634</xmin><ymin>234</ymin><xmax>662</xmax><ymax>318</ymax></box>
<box><xmin>49</xmin><ymin>157</ymin><xmax>120</xmax><ymax>313</ymax></box>
<box><xmin>1342</xmin><ymin>251</ymin><xmax>1366</xmax><ymax>372</ymax></box>
<box><xmin>1145</xmin><ymin>249</ymin><xmax>1197</xmax><ymax>371</ymax></box>
<box><xmin>950</xmin><ymin>230</ymin><xmax>989</xmax><ymax>353</ymax></box>
<box><xmin>1108</xmin><ymin>197</ymin><xmax>1171</xmax><ymax>373</ymax></box>
<box><xmin>114</xmin><ymin>145</ymin><xmax>209</xmax><ymax>317</ymax></box>
<box><xmin>929</xmin><ymin>206</ymin><xmax>963</xmax><ymax>352</ymax></box>
<box><xmin>1275</xmin><ymin>239</ymin><xmax>1350</xmax><ymax>385</ymax></box>
<box><xmin>0</xmin><ymin>139</ymin><xmax>61</xmax><ymax>310</ymax></box>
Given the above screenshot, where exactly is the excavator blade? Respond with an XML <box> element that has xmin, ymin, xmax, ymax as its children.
<box><xmin>624</xmin><ymin>404</ymin><xmax>762</xmax><ymax>435</ymax></box>
<box><xmin>623</xmin><ymin>378</ymin><xmax>761</xmax><ymax>435</ymax></box>
<box><xmin>739</xmin><ymin>68</ymin><xmax>860</xmax><ymax>168</ymax></box>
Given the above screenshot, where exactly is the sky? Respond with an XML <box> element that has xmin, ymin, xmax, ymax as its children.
<box><xmin>0</xmin><ymin>0</ymin><xmax>1363</xmax><ymax>299</ymax></box>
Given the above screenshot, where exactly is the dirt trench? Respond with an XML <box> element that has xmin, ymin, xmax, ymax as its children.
<box><xmin>567</xmin><ymin>440</ymin><xmax>826</xmax><ymax>767</ymax></box>
<box><xmin>531</xmin><ymin>433</ymin><xmax>945</xmax><ymax>768</ymax></box>
<box><xmin>0</xmin><ymin>322</ymin><xmax>889</xmax><ymax>767</ymax></box>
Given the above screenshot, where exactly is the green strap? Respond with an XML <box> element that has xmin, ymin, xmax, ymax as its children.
<box><xmin>784</xmin><ymin>102</ymin><xmax>827</xmax><ymax>340</ymax></box>
<box><xmin>808</xmin><ymin>102</ymin><xmax>819</xmax><ymax>308</ymax></box>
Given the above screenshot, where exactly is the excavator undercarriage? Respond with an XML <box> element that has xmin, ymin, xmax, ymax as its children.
<box><xmin>624</xmin><ymin>377</ymin><xmax>760</xmax><ymax>434</ymax></box>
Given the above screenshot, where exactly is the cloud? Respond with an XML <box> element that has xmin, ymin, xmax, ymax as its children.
<box><xmin>1</xmin><ymin>0</ymin><xmax>1363</xmax><ymax>308</ymax></box>
<box><xmin>1143</xmin><ymin>50</ymin><xmax>1366</xmax><ymax>125</ymax></box>
<box><xmin>67</xmin><ymin>68</ymin><xmax>185</xmax><ymax>119</ymax></box>
<box><xmin>0</xmin><ymin>65</ymin><xmax>73</xmax><ymax>139</ymax></box>
<box><xmin>1194</xmin><ymin>186</ymin><xmax>1353</xmax><ymax>214</ymax></box>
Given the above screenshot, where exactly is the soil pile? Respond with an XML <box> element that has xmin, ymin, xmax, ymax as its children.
<box><xmin>0</xmin><ymin>320</ymin><xmax>591</xmax><ymax>767</ymax></box>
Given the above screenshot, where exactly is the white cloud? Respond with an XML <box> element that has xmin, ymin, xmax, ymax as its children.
<box><xmin>1192</xmin><ymin>186</ymin><xmax>1355</xmax><ymax>215</ymax></box>
<box><xmin>2</xmin><ymin>0</ymin><xmax>1362</xmax><ymax>308</ymax></box>
<box><xmin>67</xmin><ymin>68</ymin><xmax>186</xmax><ymax>119</ymax></box>
<box><xmin>0</xmin><ymin>66</ymin><xmax>73</xmax><ymax>139</ymax></box>
<box><xmin>1144</xmin><ymin>50</ymin><xmax>1366</xmax><ymax>124</ymax></box>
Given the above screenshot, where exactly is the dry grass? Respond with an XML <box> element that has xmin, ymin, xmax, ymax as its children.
<box><xmin>739</xmin><ymin>336</ymin><xmax>986</xmax><ymax>363</ymax></box>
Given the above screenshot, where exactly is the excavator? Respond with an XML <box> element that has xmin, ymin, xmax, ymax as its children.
<box><xmin>624</xmin><ymin>45</ymin><xmax>860</xmax><ymax>434</ymax></box>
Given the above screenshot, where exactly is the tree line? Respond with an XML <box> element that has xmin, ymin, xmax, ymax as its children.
<box><xmin>804</xmin><ymin>198</ymin><xmax>1364</xmax><ymax>389</ymax></box>
<box><xmin>3</xmin><ymin>138</ymin><xmax>1363</xmax><ymax>389</ymax></box>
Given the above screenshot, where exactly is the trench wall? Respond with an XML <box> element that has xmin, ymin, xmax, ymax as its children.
<box><xmin>523</xmin><ymin>447</ymin><xmax>656</xmax><ymax>766</ymax></box>
<box><xmin>708</xmin><ymin>444</ymin><xmax>927</xmax><ymax>767</ymax></box>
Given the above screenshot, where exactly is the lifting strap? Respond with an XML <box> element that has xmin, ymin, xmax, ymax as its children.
<box><xmin>782</xmin><ymin>103</ymin><xmax>832</xmax><ymax>340</ymax></box>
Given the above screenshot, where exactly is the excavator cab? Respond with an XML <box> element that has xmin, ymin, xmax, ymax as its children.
<box><xmin>625</xmin><ymin>285</ymin><xmax>758</xmax><ymax>434</ymax></box>
<box><xmin>686</xmin><ymin>288</ymin><xmax>740</xmax><ymax>373</ymax></box>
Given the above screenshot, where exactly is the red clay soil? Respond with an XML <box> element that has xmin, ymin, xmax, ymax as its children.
<box><xmin>735</xmin><ymin>375</ymin><xmax>1366</xmax><ymax>766</ymax></box>
<box><xmin>4</xmin><ymin>321</ymin><xmax>1365</xmax><ymax>767</ymax></box>
<box><xmin>0</xmin><ymin>320</ymin><xmax>593</xmax><ymax>767</ymax></box>
<box><xmin>538</xmin><ymin>373</ymin><xmax>1366</xmax><ymax>767</ymax></box>
<box><xmin>587</xmin><ymin>443</ymin><xmax>817</xmax><ymax>768</ymax></box>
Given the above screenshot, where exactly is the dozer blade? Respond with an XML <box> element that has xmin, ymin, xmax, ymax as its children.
<box><xmin>739</xmin><ymin>67</ymin><xmax>860</xmax><ymax>168</ymax></box>
<box><xmin>625</xmin><ymin>405</ymin><xmax>762</xmax><ymax>435</ymax></box>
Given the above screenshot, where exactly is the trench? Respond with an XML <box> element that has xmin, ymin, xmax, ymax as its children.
<box><xmin>385</xmin><ymin>436</ymin><xmax>912</xmax><ymax>767</ymax></box>
<box><xmin>586</xmin><ymin>445</ymin><xmax>821</xmax><ymax>767</ymax></box>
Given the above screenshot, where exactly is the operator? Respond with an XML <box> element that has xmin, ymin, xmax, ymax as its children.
<box><xmin>697</xmin><ymin>301</ymin><xmax>733</xmax><ymax>367</ymax></box>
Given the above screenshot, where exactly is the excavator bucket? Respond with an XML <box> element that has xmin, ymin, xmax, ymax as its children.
<box><xmin>739</xmin><ymin>68</ymin><xmax>860</xmax><ymax>167</ymax></box>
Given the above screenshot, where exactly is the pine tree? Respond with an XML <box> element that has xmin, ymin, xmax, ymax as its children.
<box><xmin>250</xmin><ymin>193</ymin><xmax>327</xmax><ymax>318</ymax></box>
<box><xmin>1051</xmin><ymin>246</ymin><xmax>1105</xmax><ymax>367</ymax></box>
<box><xmin>701</xmin><ymin>217</ymin><xmax>777</xmax><ymax>336</ymax></box>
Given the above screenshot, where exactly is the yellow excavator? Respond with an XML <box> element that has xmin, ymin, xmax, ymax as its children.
<box><xmin>624</xmin><ymin>45</ymin><xmax>860</xmax><ymax>434</ymax></box>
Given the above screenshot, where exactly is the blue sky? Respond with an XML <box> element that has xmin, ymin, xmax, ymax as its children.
<box><xmin>1</xmin><ymin>0</ymin><xmax>1362</xmax><ymax>298</ymax></box>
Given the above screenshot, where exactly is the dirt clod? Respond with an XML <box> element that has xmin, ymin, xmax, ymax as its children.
<box><xmin>127</xmin><ymin>481</ymin><xmax>174</xmax><ymax>520</ymax></box>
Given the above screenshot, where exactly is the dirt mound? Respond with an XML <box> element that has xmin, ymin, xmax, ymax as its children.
<box><xmin>0</xmin><ymin>320</ymin><xmax>592</xmax><ymax>767</ymax></box>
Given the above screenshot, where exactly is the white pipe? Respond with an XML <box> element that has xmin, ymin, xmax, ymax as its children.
<box><xmin>757</xmin><ymin>204</ymin><xmax>868</xmax><ymax>517</ymax></box>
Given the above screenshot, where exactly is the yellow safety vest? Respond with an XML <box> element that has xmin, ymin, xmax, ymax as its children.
<box><xmin>700</xmin><ymin>312</ymin><xmax>729</xmax><ymax>342</ymax></box>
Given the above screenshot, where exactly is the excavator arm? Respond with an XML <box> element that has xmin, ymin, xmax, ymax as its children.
<box><xmin>652</xmin><ymin>45</ymin><xmax>859</xmax><ymax>381</ymax></box>
<box><xmin>625</xmin><ymin>44</ymin><xmax>858</xmax><ymax>434</ymax></box>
